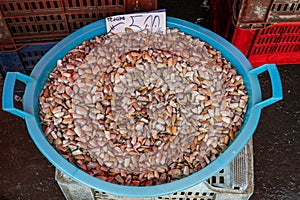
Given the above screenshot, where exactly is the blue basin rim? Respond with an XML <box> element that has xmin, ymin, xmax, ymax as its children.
<box><xmin>10</xmin><ymin>17</ymin><xmax>281</xmax><ymax>197</ymax></box>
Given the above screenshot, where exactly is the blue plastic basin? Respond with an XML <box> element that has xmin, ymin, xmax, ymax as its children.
<box><xmin>2</xmin><ymin>17</ymin><xmax>283</xmax><ymax>198</ymax></box>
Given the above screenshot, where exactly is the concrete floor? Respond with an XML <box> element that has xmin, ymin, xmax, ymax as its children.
<box><xmin>0</xmin><ymin>1</ymin><xmax>299</xmax><ymax>199</ymax></box>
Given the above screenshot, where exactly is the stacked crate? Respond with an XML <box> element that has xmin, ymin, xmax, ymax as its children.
<box><xmin>211</xmin><ymin>0</ymin><xmax>300</xmax><ymax>67</ymax></box>
<box><xmin>0</xmin><ymin>0</ymin><xmax>124</xmax><ymax>51</ymax></box>
<box><xmin>0</xmin><ymin>0</ymin><xmax>157</xmax><ymax>77</ymax></box>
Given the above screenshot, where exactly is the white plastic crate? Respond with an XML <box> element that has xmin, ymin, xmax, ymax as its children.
<box><xmin>55</xmin><ymin>139</ymin><xmax>253</xmax><ymax>200</ymax></box>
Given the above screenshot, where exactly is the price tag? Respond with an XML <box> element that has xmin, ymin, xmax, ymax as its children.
<box><xmin>105</xmin><ymin>9</ymin><xmax>166</xmax><ymax>34</ymax></box>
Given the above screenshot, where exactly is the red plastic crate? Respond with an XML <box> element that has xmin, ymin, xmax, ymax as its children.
<box><xmin>211</xmin><ymin>0</ymin><xmax>300</xmax><ymax>67</ymax></box>
<box><xmin>231</xmin><ymin>22</ymin><xmax>300</xmax><ymax>67</ymax></box>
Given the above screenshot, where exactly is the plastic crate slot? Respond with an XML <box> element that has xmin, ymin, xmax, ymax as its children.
<box><xmin>1</xmin><ymin>4</ymin><xmax>8</xmax><ymax>11</ymax></box>
<box><xmin>285</xmin><ymin>45</ymin><xmax>293</xmax><ymax>52</ymax></box>
<box><xmin>67</xmin><ymin>0</ymin><xmax>73</xmax><ymax>7</ymax></box>
<box><xmin>291</xmin><ymin>35</ymin><xmax>299</xmax><ymax>42</ymax></box>
<box><xmin>54</xmin><ymin>1</ymin><xmax>59</xmax><ymax>8</ymax></box>
<box><xmin>278</xmin><ymin>45</ymin><xmax>283</xmax><ymax>53</ymax></box>
<box><xmin>31</xmin><ymin>0</ymin><xmax>61</xmax><ymax>11</ymax></box>
<box><xmin>286</xmin><ymin>25</ymin><xmax>299</xmax><ymax>34</ymax></box>
<box><xmin>219</xmin><ymin>176</ymin><xmax>224</xmax><ymax>183</ymax></box>
<box><xmin>10</xmin><ymin>26</ymin><xmax>16</xmax><ymax>34</ymax></box>
<box><xmin>257</xmin><ymin>38</ymin><xmax>262</xmax><ymax>44</ymax></box>
<box><xmin>18</xmin><ymin>26</ymin><xmax>22</xmax><ymax>33</ymax></box>
<box><xmin>283</xmin><ymin>25</ymin><xmax>296</xmax><ymax>34</ymax></box>
<box><xmin>212</xmin><ymin>176</ymin><xmax>216</xmax><ymax>183</ymax></box>
<box><xmin>261</xmin><ymin>27</ymin><xmax>271</xmax><ymax>35</ymax></box>
<box><xmin>53</xmin><ymin>24</ymin><xmax>57</xmax><ymax>31</ymax></box>
<box><xmin>253</xmin><ymin>47</ymin><xmax>258</xmax><ymax>55</ymax></box>
<box><xmin>99</xmin><ymin>0</ymin><xmax>103</xmax><ymax>6</ymax></box>
<box><xmin>39</xmin><ymin>2</ymin><xmax>44</xmax><ymax>9</ymax></box>
<box><xmin>13</xmin><ymin>79</ymin><xmax>26</xmax><ymax>99</ymax></box>
<box><xmin>16</xmin><ymin>3</ymin><xmax>22</xmax><ymax>10</ymax></box>
<box><xmin>25</xmin><ymin>26</ymin><xmax>30</xmax><ymax>33</ymax></box>
<box><xmin>288</xmin><ymin>45</ymin><xmax>294</xmax><ymax>52</ymax></box>
<box><xmin>283</xmin><ymin>3</ymin><xmax>289</xmax><ymax>11</ymax></box>
<box><xmin>261</xmin><ymin>46</ymin><xmax>266</xmax><ymax>54</ymax></box>
<box><xmin>290</xmin><ymin>3</ymin><xmax>296</xmax><ymax>11</ymax></box>
<box><xmin>76</xmin><ymin>0</ymin><xmax>82</xmax><ymax>7</ymax></box>
<box><xmin>31</xmin><ymin>2</ymin><xmax>37</xmax><ymax>9</ymax></box>
<box><xmin>281</xmin><ymin>36</ymin><xmax>294</xmax><ymax>43</ymax></box>
<box><xmin>46</xmin><ymin>1</ymin><xmax>51</xmax><ymax>8</ymax></box>
<box><xmin>66</xmin><ymin>0</ymin><xmax>73</xmax><ymax>7</ymax></box>
<box><xmin>271</xmin><ymin>37</ymin><xmax>278</xmax><ymax>43</ymax></box>
<box><xmin>271</xmin><ymin>46</ymin><xmax>278</xmax><ymax>53</ymax></box>
<box><xmin>9</xmin><ymin>3</ymin><xmax>15</xmax><ymax>11</ymax></box>
<box><xmin>25</xmin><ymin>2</ymin><xmax>30</xmax><ymax>10</ymax></box>
<box><xmin>67</xmin><ymin>0</ymin><xmax>100</xmax><ymax>7</ymax></box>
<box><xmin>282</xmin><ymin>45</ymin><xmax>289</xmax><ymax>52</ymax></box>
<box><xmin>258</xmin><ymin>36</ymin><xmax>279</xmax><ymax>44</ymax></box>
<box><xmin>272</xmin><ymin>3</ymin><xmax>298</xmax><ymax>13</ymax></box>
<box><xmin>75</xmin><ymin>0</ymin><xmax>80</xmax><ymax>7</ymax></box>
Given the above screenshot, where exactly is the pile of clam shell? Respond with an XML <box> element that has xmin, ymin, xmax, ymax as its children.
<box><xmin>39</xmin><ymin>28</ymin><xmax>248</xmax><ymax>186</ymax></box>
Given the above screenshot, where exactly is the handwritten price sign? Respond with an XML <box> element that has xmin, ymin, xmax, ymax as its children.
<box><xmin>105</xmin><ymin>10</ymin><xmax>166</xmax><ymax>34</ymax></box>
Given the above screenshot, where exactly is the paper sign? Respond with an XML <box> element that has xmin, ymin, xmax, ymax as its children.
<box><xmin>105</xmin><ymin>10</ymin><xmax>166</xmax><ymax>34</ymax></box>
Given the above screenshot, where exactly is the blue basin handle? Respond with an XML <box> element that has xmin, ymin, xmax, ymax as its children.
<box><xmin>2</xmin><ymin>72</ymin><xmax>35</xmax><ymax>119</ymax></box>
<box><xmin>249</xmin><ymin>64</ymin><xmax>283</xmax><ymax>109</ymax></box>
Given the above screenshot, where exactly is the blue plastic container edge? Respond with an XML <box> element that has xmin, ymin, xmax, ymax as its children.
<box><xmin>2</xmin><ymin>17</ymin><xmax>283</xmax><ymax>198</ymax></box>
<box><xmin>2</xmin><ymin>72</ymin><xmax>34</xmax><ymax>119</ymax></box>
<box><xmin>249</xmin><ymin>64</ymin><xmax>283</xmax><ymax>109</ymax></box>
